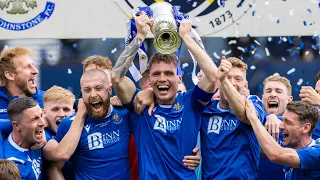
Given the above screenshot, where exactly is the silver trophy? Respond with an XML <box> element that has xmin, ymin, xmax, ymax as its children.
<box><xmin>149</xmin><ymin>2</ymin><xmax>181</xmax><ymax>54</ymax></box>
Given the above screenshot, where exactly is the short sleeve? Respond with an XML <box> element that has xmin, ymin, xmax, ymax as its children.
<box><xmin>296</xmin><ymin>146</ymin><xmax>320</xmax><ymax>170</ymax></box>
<box><xmin>55</xmin><ymin>117</ymin><xmax>73</xmax><ymax>142</ymax></box>
<box><xmin>247</xmin><ymin>95</ymin><xmax>265</xmax><ymax>123</ymax></box>
<box><xmin>190</xmin><ymin>85</ymin><xmax>215</xmax><ymax>112</ymax></box>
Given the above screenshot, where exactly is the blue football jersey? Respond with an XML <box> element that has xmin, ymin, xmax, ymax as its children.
<box><xmin>0</xmin><ymin>86</ymin><xmax>44</xmax><ymax>136</ymax></box>
<box><xmin>3</xmin><ymin>133</ymin><xmax>43</xmax><ymax>180</ymax></box>
<box><xmin>43</xmin><ymin>128</ymin><xmax>75</xmax><ymax>180</ymax></box>
<box><xmin>0</xmin><ymin>129</ymin><xmax>3</xmax><ymax>159</ymax></box>
<box><xmin>201</xmin><ymin>95</ymin><xmax>265</xmax><ymax>180</ymax></box>
<box><xmin>259</xmin><ymin>115</ymin><xmax>285</xmax><ymax>180</ymax></box>
<box><xmin>56</xmin><ymin>105</ymin><xmax>131</xmax><ymax>180</ymax></box>
<box><xmin>127</xmin><ymin>86</ymin><xmax>207</xmax><ymax>180</ymax></box>
<box><xmin>284</xmin><ymin>140</ymin><xmax>320</xmax><ymax>180</ymax></box>
<box><xmin>312</xmin><ymin>123</ymin><xmax>320</xmax><ymax>140</ymax></box>
<box><xmin>44</xmin><ymin>128</ymin><xmax>55</xmax><ymax>142</ymax></box>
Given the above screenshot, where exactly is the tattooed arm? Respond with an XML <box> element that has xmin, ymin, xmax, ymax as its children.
<box><xmin>111</xmin><ymin>11</ymin><xmax>153</xmax><ymax>104</ymax></box>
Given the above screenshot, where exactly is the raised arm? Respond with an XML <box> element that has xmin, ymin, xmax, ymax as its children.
<box><xmin>179</xmin><ymin>20</ymin><xmax>218</xmax><ymax>95</ymax></box>
<box><xmin>218</xmin><ymin>58</ymin><xmax>248</xmax><ymax>123</ymax></box>
<box><xmin>42</xmin><ymin>99</ymin><xmax>87</xmax><ymax>162</ymax></box>
<box><xmin>111</xmin><ymin>11</ymin><xmax>153</xmax><ymax>104</ymax></box>
<box><xmin>245</xmin><ymin>98</ymin><xmax>300</xmax><ymax>168</ymax></box>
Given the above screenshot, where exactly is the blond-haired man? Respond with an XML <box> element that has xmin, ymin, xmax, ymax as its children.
<box><xmin>0</xmin><ymin>47</ymin><xmax>44</xmax><ymax>135</ymax></box>
<box><xmin>43</xmin><ymin>85</ymin><xmax>75</xmax><ymax>138</ymax></box>
<box><xmin>260</xmin><ymin>74</ymin><xmax>293</xmax><ymax>180</ymax></box>
<box><xmin>43</xmin><ymin>86</ymin><xmax>76</xmax><ymax>179</ymax></box>
<box><xmin>201</xmin><ymin>57</ymin><xmax>265</xmax><ymax>179</ymax></box>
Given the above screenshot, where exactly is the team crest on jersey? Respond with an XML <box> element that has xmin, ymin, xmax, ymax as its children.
<box><xmin>112</xmin><ymin>114</ymin><xmax>122</xmax><ymax>124</ymax></box>
<box><xmin>115</xmin><ymin>0</ymin><xmax>254</xmax><ymax>36</ymax></box>
<box><xmin>0</xmin><ymin>0</ymin><xmax>55</xmax><ymax>31</ymax></box>
<box><xmin>173</xmin><ymin>102</ymin><xmax>181</xmax><ymax>111</ymax></box>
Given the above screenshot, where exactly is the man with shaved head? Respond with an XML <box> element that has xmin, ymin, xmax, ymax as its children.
<box><xmin>54</xmin><ymin>69</ymin><xmax>132</xmax><ymax>179</ymax></box>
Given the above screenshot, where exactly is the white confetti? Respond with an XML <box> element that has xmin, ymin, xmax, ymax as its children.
<box><xmin>228</xmin><ymin>40</ymin><xmax>237</xmax><ymax>45</ymax></box>
<box><xmin>213</xmin><ymin>52</ymin><xmax>220</xmax><ymax>59</ymax></box>
<box><xmin>289</xmin><ymin>9</ymin><xmax>295</xmax><ymax>16</ymax></box>
<box><xmin>3</xmin><ymin>45</ymin><xmax>9</xmax><ymax>50</ymax></box>
<box><xmin>221</xmin><ymin>49</ymin><xmax>232</xmax><ymax>56</ymax></box>
<box><xmin>265</xmin><ymin>47</ymin><xmax>270</xmax><ymax>56</ymax></box>
<box><xmin>250</xmin><ymin>65</ymin><xmax>256</xmax><ymax>70</ymax></box>
<box><xmin>282</xmin><ymin>37</ymin><xmax>287</xmax><ymax>42</ymax></box>
<box><xmin>182</xmin><ymin>63</ymin><xmax>189</xmax><ymax>69</ymax></box>
<box><xmin>235</xmin><ymin>31</ymin><xmax>239</xmax><ymax>38</ymax></box>
<box><xmin>305</xmin><ymin>51</ymin><xmax>309</xmax><ymax>55</ymax></box>
<box><xmin>111</xmin><ymin>48</ymin><xmax>117</xmax><ymax>54</ymax></box>
<box><xmin>268</xmin><ymin>37</ymin><xmax>272</xmax><ymax>42</ymax></box>
<box><xmin>67</xmin><ymin>68</ymin><xmax>72</xmax><ymax>74</ymax></box>
<box><xmin>281</xmin><ymin>57</ymin><xmax>286</xmax><ymax>61</ymax></box>
<box><xmin>192</xmin><ymin>2</ymin><xmax>197</xmax><ymax>7</ymax></box>
<box><xmin>287</xmin><ymin>68</ymin><xmax>296</xmax><ymax>75</ymax></box>
<box><xmin>297</xmin><ymin>79</ymin><xmax>303</xmax><ymax>86</ymax></box>
<box><xmin>251</xmin><ymin>48</ymin><xmax>256</xmax><ymax>54</ymax></box>
<box><xmin>102</xmin><ymin>38</ymin><xmax>107</xmax><ymax>41</ymax></box>
<box><xmin>237</xmin><ymin>46</ymin><xmax>245</xmax><ymax>53</ymax></box>
<box><xmin>254</xmin><ymin>40</ymin><xmax>261</xmax><ymax>45</ymax></box>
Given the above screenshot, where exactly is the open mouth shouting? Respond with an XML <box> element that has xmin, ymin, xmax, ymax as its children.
<box><xmin>91</xmin><ymin>100</ymin><xmax>103</xmax><ymax>110</ymax></box>
<box><xmin>56</xmin><ymin>120</ymin><xmax>62</xmax><ymax>126</ymax></box>
<box><xmin>29</xmin><ymin>77</ymin><xmax>36</xmax><ymax>88</ymax></box>
<box><xmin>268</xmin><ymin>101</ymin><xmax>279</xmax><ymax>110</ymax></box>
<box><xmin>157</xmin><ymin>85</ymin><xmax>170</xmax><ymax>94</ymax></box>
<box><xmin>35</xmin><ymin>128</ymin><xmax>43</xmax><ymax>140</ymax></box>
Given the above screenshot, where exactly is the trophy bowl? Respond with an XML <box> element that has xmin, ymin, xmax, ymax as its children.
<box><xmin>150</xmin><ymin>2</ymin><xmax>181</xmax><ymax>54</ymax></box>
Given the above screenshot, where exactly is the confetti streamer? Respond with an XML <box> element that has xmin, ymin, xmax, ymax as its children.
<box><xmin>303</xmin><ymin>21</ymin><xmax>307</xmax><ymax>26</ymax></box>
<box><xmin>305</xmin><ymin>51</ymin><xmax>310</xmax><ymax>55</ymax></box>
<box><xmin>111</xmin><ymin>48</ymin><xmax>117</xmax><ymax>54</ymax></box>
<box><xmin>182</xmin><ymin>63</ymin><xmax>189</xmax><ymax>69</ymax></box>
<box><xmin>282</xmin><ymin>37</ymin><xmax>287</xmax><ymax>42</ymax></box>
<box><xmin>228</xmin><ymin>40</ymin><xmax>237</xmax><ymax>45</ymax></box>
<box><xmin>297</xmin><ymin>79</ymin><xmax>303</xmax><ymax>86</ymax></box>
<box><xmin>192</xmin><ymin>2</ymin><xmax>197</xmax><ymax>7</ymax></box>
<box><xmin>250</xmin><ymin>65</ymin><xmax>256</xmax><ymax>70</ymax></box>
<box><xmin>221</xmin><ymin>49</ymin><xmax>232</xmax><ymax>56</ymax></box>
<box><xmin>287</xmin><ymin>36</ymin><xmax>293</xmax><ymax>44</ymax></box>
<box><xmin>237</xmin><ymin>46</ymin><xmax>245</xmax><ymax>53</ymax></box>
<box><xmin>287</xmin><ymin>68</ymin><xmax>296</xmax><ymax>75</ymax></box>
<box><xmin>254</xmin><ymin>40</ymin><xmax>261</xmax><ymax>45</ymax></box>
<box><xmin>213</xmin><ymin>52</ymin><xmax>220</xmax><ymax>59</ymax></box>
<box><xmin>264</xmin><ymin>48</ymin><xmax>270</xmax><ymax>56</ymax></box>
<box><xmin>289</xmin><ymin>9</ymin><xmax>295</xmax><ymax>16</ymax></box>
<box><xmin>67</xmin><ymin>69</ymin><xmax>72</xmax><ymax>74</ymax></box>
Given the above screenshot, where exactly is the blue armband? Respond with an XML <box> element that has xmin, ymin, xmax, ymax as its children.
<box><xmin>193</xmin><ymin>85</ymin><xmax>215</xmax><ymax>102</ymax></box>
